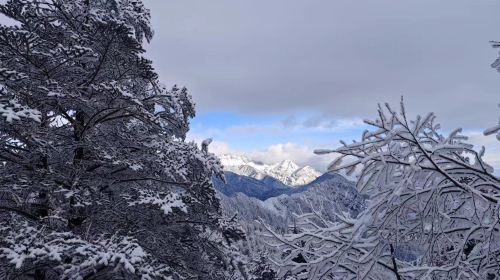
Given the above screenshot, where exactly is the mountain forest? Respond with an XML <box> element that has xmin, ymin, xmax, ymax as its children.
<box><xmin>0</xmin><ymin>0</ymin><xmax>499</xmax><ymax>279</ymax></box>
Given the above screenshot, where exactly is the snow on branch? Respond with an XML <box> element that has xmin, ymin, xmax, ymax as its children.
<box><xmin>0</xmin><ymin>222</ymin><xmax>172</xmax><ymax>279</ymax></box>
<box><xmin>0</xmin><ymin>68</ymin><xmax>26</xmax><ymax>82</ymax></box>
<box><xmin>0</xmin><ymin>99</ymin><xmax>41</xmax><ymax>123</ymax></box>
<box><xmin>126</xmin><ymin>189</ymin><xmax>187</xmax><ymax>215</ymax></box>
<box><xmin>265</xmin><ymin>100</ymin><xmax>500</xmax><ymax>279</ymax></box>
<box><xmin>484</xmin><ymin>104</ymin><xmax>500</xmax><ymax>141</ymax></box>
<box><xmin>0</xmin><ymin>0</ymin><xmax>236</xmax><ymax>278</ymax></box>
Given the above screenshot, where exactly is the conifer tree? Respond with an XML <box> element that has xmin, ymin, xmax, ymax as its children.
<box><xmin>0</xmin><ymin>1</ymin><xmax>244</xmax><ymax>279</ymax></box>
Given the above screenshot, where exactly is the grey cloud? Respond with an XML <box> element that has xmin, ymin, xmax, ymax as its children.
<box><xmin>143</xmin><ymin>0</ymin><xmax>500</xmax><ymax>129</ymax></box>
<box><xmin>280</xmin><ymin>114</ymin><xmax>364</xmax><ymax>130</ymax></box>
<box><xmin>281</xmin><ymin>115</ymin><xmax>298</xmax><ymax>128</ymax></box>
<box><xmin>303</xmin><ymin>116</ymin><xmax>323</xmax><ymax>128</ymax></box>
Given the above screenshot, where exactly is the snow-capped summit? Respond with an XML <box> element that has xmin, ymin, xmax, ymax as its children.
<box><xmin>290</xmin><ymin>166</ymin><xmax>322</xmax><ymax>186</ymax></box>
<box><xmin>218</xmin><ymin>154</ymin><xmax>321</xmax><ymax>186</ymax></box>
<box><xmin>272</xmin><ymin>160</ymin><xmax>300</xmax><ymax>174</ymax></box>
<box><xmin>217</xmin><ymin>154</ymin><xmax>254</xmax><ymax>167</ymax></box>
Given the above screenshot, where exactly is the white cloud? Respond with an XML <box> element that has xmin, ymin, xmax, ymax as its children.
<box><xmin>189</xmin><ymin>129</ymin><xmax>500</xmax><ymax>174</ymax></box>
<box><xmin>188</xmin><ymin>133</ymin><xmax>340</xmax><ymax>171</ymax></box>
<box><xmin>187</xmin><ymin>133</ymin><xmax>234</xmax><ymax>155</ymax></box>
<box><xmin>204</xmin><ymin>139</ymin><xmax>234</xmax><ymax>155</ymax></box>
<box><xmin>248</xmin><ymin>142</ymin><xmax>323</xmax><ymax>167</ymax></box>
<box><xmin>236</xmin><ymin>142</ymin><xmax>337</xmax><ymax>171</ymax></box>
<box><xmin>280</xmin><ymin>115</ymin><xmax>365</xmax><ymax>132</ymax></box>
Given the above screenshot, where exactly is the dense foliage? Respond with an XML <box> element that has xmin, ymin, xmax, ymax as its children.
<box><xmin>0</xmin><ymin>0</ymin><xmax>245</xmax><ymax>279</ymax></box>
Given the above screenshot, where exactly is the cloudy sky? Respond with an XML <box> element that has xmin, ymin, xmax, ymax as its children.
<box><xmin>143</xmin><ymin>0</ymin><xmax>500</xmax><ymax>171</ymax></box>
<box><xmin>1</xmin><ymin>0</ymin><xmax>497</xmax><ymax>171</ymax></box>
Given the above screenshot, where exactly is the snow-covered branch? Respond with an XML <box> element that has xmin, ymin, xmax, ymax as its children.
<box><xmin>0</xmin><ymin>0</ymin><xmax>237</xmax><ymax>279</ymax></box>
<box><xmin>266</xmin><ymin>100</ymin><xmax>500</xmax><ymax>279</ymax></box>
<box><xmin>0</xmin><ymin>222</ymin><xmax>171</xmax><ymax>279</ymax></box>
<box><xmin>484</xmin><ymin>104</ymin><xmax>500</xmax><ymax>141</ymax></box>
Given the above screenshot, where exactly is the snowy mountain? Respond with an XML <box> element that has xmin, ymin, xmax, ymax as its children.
<box><xmin>261</xmin><ymin>172</ymin><xmax>366</xmax><ymax>221</ymax></box>
<box><xmin>214</xmin><ymin>157</ymin><xmax>367</xmax><ymax>274</ymax></box>
<box><xmin>216</xmin><ymin>172</ymin><xmax>366</xmax><ymax>264</ymax></box>
<box><xmin>219</xmin><ymin>172</ymin><xmax>366</xmax><ymax>220</ymax></box>
<box><xmin>219</xmin><ymin>154</ymin><xmax>321</xmax><ymax>186</ymax></box>
<box><xmin>213</xmin><ymin>171</ymin><xmax>292</xmax><ymax>200</ymax></box>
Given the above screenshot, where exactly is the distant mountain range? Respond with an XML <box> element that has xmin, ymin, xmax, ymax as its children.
<box><xmin>213</xmin><ymin>154</ymin><xmax>366</xmax><ymax>265</ymax></box>
<box><xmin>214</xmin><ymin>169</ymin><xmax>359</xmax><ymax>201</ymax></box>
<box><xmin>215</xmin><ymin>154</ymin><xmax>362</xmax><ymax>202</ymax></box>
<box><xmin>219</xmin><ymin>154</ymin><xmax>321</xmax><ymax>186</ymax></box>
<box><xmin>215</xmin><ymin>170</ymin><xmax>366</xmax><ymax>232</ymax></box>
<box><xmin>214</xmin><ymin>154</ymin><xmax>366</xmax><ymax>217</ymax></box>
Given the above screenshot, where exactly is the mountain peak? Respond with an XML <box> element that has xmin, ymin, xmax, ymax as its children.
<box><xmin>218</xmin><ymin>154</ymin><xmax>321</xmax><ymax>186</ymax></box>
<box><xmin>273</xmin><ymin>159</ymin><xmax>300</xmax><ymax>172</ymax></box>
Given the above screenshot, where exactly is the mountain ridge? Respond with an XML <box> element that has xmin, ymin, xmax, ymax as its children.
<box><xmin>219</xmin><ymin>154</ymin><xmax>321</xmax><ymax>186</ymax></box>
<box><xmin>216</xmin><ymin>170</ymin><xmax>366</xmax><ymax>234</ymax></box>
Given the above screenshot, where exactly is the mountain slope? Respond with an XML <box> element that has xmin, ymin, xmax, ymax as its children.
<box><xmin>262</xmin><ymin>172</ymin><xmax>366</xmax><ymax>220</ymax></box>
<box><xmin>217</xmin><ymin>171</ymin><xmax>366</xmax><ymax>242</ymax></box>
<box><xmin>216</xmin><ymin>169</ymin><xmax>367</xmax><ymax>272</ymax></box>
<box><xmin>213</xmin><ymin>171</ymin><xmax>292</xmax><ymax>200</ymax></box>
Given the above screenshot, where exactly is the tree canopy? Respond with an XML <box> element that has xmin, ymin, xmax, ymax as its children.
<box><xmin>0</xmin><ymin>0</ymin><xmax>245</xmax><ymax>279</ymax></box>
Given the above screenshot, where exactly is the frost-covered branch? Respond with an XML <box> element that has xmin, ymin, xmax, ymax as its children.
<box><xmin>0</xmin><ymin>0</ymin><xmax>239</xmax><ymax>279</ymax></box>
<box><xmin>0</xmin><ymin>222</ymin><xmax>171</xmax><ymax>279</ymax></box>
<box><xmin>266</xmin><ymin>100</ymin><xmax>500</xmax><ymax>279</ymax></box>
<box><xmin>484</xmin><ymin>104</ymin><xmax>500</xmax><ymax>141</ymax></box>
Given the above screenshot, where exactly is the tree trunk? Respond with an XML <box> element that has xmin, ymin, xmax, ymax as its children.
<box><xmin>390</xmin><ymin>243</ymin><xmax>402</xmax><ymax>280</ymax></box>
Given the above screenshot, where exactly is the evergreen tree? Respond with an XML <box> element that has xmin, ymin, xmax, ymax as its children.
<box><xmin>0</xmin><ymin>0</ymin><xmax>244</xmax><ymax>279</ymax></box>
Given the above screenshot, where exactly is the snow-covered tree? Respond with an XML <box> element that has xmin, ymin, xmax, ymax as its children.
<box><xmin>0</xmin><ymin>0</ymin><xmax>244</xmax><ymax>279</ymax></box>
<box><xmin>265</xmin><ymin>100</ymin><xmax>500</xmax><ymax>279</ymax></box>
